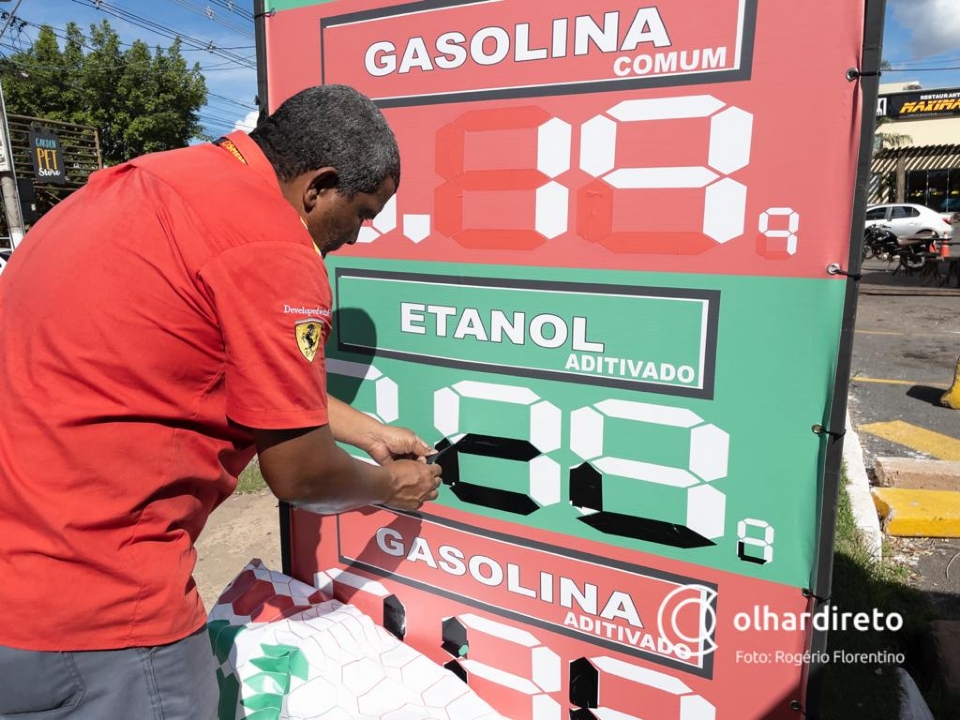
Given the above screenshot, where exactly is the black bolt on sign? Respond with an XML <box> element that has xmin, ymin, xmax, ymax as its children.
<box><xmin>28</xmin><ymin>130</ymin><xmax>66</xmax><ymax>185</ymax></box>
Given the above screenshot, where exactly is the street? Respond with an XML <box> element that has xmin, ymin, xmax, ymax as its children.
<box><xmin>848</xmin><ymin>257</ymin><xmax>960</xmax><ymax>622</ymax></box>
<box><xmin>850</xmin><ymin>260</ymin><xmax>960</xmax><ymax>464</ymax></box>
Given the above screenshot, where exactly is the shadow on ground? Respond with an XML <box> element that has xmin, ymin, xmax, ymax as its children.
<box><xmin>907</xmin><ymin>385</ymin><xmax>949</xmax><ymax>406</ymax></box>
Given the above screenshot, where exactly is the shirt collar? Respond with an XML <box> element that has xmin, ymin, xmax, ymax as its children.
<box><xmin>221</xmin><ymin>130</ymin><xmax>283</xmax><ymax>194</ymax></box>
<box><xmin>222</xmin><ymin>131</ymin><xmax>324</xmax><ymax>259</ymax></box>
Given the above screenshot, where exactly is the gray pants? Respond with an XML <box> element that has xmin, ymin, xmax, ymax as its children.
<box><xmin>0</xmin><ymin>627</ymin><xmax>219</xmax><ymax>719</ymax></box>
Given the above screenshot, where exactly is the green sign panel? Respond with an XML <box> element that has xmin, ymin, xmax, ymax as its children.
<box><xmin>336</xmin><ymin>269</ymin><xmax>719</xmax><ymax>397</ymax></box>
<box><xmin>327</xmin><ymin>259</ymin><xmax>846</xmax><ymax>590</ymax></box>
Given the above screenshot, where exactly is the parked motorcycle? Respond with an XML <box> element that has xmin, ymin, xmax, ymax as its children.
<box><xmin>862</xmin><ymin>223</ymin><xmax>931</xmax><ymax>271</ymax></box>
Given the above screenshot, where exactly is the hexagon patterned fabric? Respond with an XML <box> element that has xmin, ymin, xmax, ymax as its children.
<box><xmin>208</xmin><ymin>560</ymin><xmax>502</xmax><ymax>720</ymax></box>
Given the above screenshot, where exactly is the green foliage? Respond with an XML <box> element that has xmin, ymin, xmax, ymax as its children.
<box><xmin>0</xmin><ymin>21</ymin><xmax>207</xmax><ymax>164</ymax></box>
<box><xmin>237</xmin><ymin>460</ymin><xmax>267</xmax><ymax>494</ymax></box>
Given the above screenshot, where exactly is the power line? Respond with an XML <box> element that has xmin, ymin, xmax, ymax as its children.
<box><xmin>0</xmin><ymin>0</ymin><xmax>25</xmax><ymax>41</ymax></box>
<box><xmin>886</xmin><ymin>49</ymin><xmax>960</xmax><ymax>65</ymax></box>
<box><xmin>196</xmin><ymin>61</ymin><xmax>255</xmax><ymax>72</ymax></box>
<box><xmin>0</xmin><ymin>22</ymin><xmax>252</xmax><ymax>142</ymax></box>
<box><xmin>207</xmin><ymin>0</ymin><xmax>255</xmax><ymax>22</ymax></box>
<box><xmin>200</xmin><ymin>111</ymin><xmax>240</xmax><ymax>123</ymax></box>
<box><xmin>16</xmin><ymin>18</ymin><xmax>254</xmax><ymax>71</ymax></box>
<box><xmin>13</xmin><ymin>16</ymin><xmax>252</xmax><ymax>56</ymax></box>
<box><xmin>181</xmin><ymin>45</ymin><xmax>254</xmax><ymax>51</ymax></box>
<box><xmin>166</xmin><ymin>0</ymin><xmax>254</xmax><ymax>39</ymax></box>
<box><xmin>0</xmin><ymin>31</ymin><xmax>255</xmax><ymax>119</ymax></box>
<box><xmin>207</xmin><ymin>91</ymin><xmax>255</xmax><ymax>109</ymax></box>
<box><xmin>884</xmin><ymin>67</ymin><xmax>960</xmax><ymax>72</ymax></box>
<box><xmin>70</xmin><ymin>0</ymin><xmax>255</xmax><ymax>68</ymax></box>
<box><xmin>887</xmin><ymin>56</ymin><xmax>960</xmax><ymax>67</ymax></box>
<box><xmin>16</xmin><ymin>18</ymin><xmax>138</xmax><ymax>50</ymax></box>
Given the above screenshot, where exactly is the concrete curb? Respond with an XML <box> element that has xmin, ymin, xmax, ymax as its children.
<box><xmin>873</xmin><ymin>488</ymin><xmax>960</xmax><ymax>537</ymax></box>
<box><xmin>843</xmin><ymin>410</ymin><xmax>883</xmax><ymax>562</ymax></box>
<box><xmin>860</xmin><ymin>285</ymin><xmax>960</xmax><ymax>297</ymax></box>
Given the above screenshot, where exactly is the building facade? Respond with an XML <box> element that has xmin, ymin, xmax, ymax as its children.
<box><xmin>870</xmin><ymin>82</ymin><xmax>960</xmax><ymax>214</ymax></box>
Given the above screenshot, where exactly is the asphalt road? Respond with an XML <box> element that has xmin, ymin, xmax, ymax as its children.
<box><xmin>847</xmin><ymin>257</ymin><xmax>960</xmax><ymax>620</ymax></box>
<box><xmin>849</xmin><ymin>259</ymin><xmax>960</xmax><ymax>463</ymax></box>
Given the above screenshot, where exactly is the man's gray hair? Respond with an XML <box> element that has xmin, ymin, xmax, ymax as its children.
<box><xmin>249</xmin><ymin>84</ymin><xmax>400</xmax><ymax>196</ymax></box>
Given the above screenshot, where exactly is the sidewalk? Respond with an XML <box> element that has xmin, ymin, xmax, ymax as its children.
<box><xmin>194</xmin><ymin>490</ymin><xmax>282</xmax><ymax>610</ymax></box>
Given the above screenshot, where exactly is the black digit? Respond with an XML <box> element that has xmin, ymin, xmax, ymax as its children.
<box><xmin>569</xmin><ymin>463</ymin><xmax>715</xmax><ymax>549</ymax></box>
<box><xmin>434</xmin><ymin>433</ymin><xmax>542</xmax><ymax>515</ymax></box>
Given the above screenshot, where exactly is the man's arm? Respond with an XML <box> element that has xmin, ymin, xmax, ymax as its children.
<box><xmin>327</xmin><ymin>395</ymin><xmax>435</xmax><ymax>464</ymax></box>
<box><xmin>326</xmin><ymin>395</ymin><xmax>383</xmax><ymax>448</ymax></box>
<box><xmin>253</xmin><ymin>424</ymin><xmax>441</xmax><ymax>514</ymax></box>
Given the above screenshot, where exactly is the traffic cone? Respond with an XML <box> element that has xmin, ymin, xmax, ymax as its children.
<box><xmin>942</xmin><ymin>356</ymin><xmax>960</xmax><ymax>409</ymax></box>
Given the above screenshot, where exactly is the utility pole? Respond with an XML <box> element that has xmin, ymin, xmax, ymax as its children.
<box><xmin>0</xmin><ymin>79</ymin><xmax>24</xmax><ymax>248</ymax></box>
<box><xmin>0</xmin><ymin>0</ymin><xmax>25</xmax><ymax>248</ymax></box>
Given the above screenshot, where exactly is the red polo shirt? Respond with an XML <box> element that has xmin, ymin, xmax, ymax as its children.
<box><xmin>0</xmin><ymin>131</ymin><xmax>332</xmax><ymax>650</ymax></box>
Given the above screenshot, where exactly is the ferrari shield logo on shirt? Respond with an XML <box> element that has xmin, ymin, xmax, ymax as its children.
<box><xmin>295</xmin><ymin>319</ymin><xmax>322</xmax><ymax>362</ymax></box>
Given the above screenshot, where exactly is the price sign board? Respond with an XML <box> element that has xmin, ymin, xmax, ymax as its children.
<box><xmin>261</xmin><ymin>1</ymin><xmax>881</xmax><ymax>717</ymax></box>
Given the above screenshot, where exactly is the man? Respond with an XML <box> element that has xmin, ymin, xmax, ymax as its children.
<box><xmin>0</xmin><ymin>84</ymin><xmax>440</xmax><ymax>718</ymax></box>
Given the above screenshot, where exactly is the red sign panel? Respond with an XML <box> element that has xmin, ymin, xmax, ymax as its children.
<box><xmin>291</xmin><ymin>505</ymin><xmax>812</xmax><ymax>720</ymax></box>
<box><xmin>318</xmin><ymin>0</ymin><xmax>751</xmax><ymax>104</ymax></box>
<box><xmin>337</xmin><ymin>508</ymin><xmax>717</xmax><ymax>674</ymax></box>
<box><xmin>266</xmin><ymin>0</ymin><xmax>868</xmax><ymax>278</ymax></box>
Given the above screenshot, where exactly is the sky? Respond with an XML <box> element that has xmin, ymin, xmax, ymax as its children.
<box><xmin>881</xmin><ymin>0</ymin><xmax>960</xmax><ymax>90</ymax></box>
<box><xmin>3</xmin><ymin>0</ymin><xmax>960</xmax><ymax>141</ymax></box>
<box><xmin>2</xmin><ymin>0</ymin><xmax>260</xmax><ymax>138</ymax></box>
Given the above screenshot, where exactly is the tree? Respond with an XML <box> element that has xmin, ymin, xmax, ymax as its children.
<box><xmin>872</xmin><ymin>59</ymin><xmax>912</xmax><ymax>202</ymax></box>
<box><xmin>0</xmin><ymin>20</ymin><xmax>207</xmax><ymax>164</ymax></box>
<box><xmin>876</xmin><ymin>132</ymin><xmax>913</xmax><ymax>202</ymax></box>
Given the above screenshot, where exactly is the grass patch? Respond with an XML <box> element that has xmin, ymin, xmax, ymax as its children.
<box><xmin>236</xmin><ymin>460</ymin><xmax>267</xmax><ymax>495</ymax></box>
<box><xmin>820</xmin><ymin>469</ymin><xmax>934</xmax><ymax>719</ymax></box>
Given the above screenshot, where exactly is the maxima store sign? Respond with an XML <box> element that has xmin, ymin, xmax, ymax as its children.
<box><xmin>877</xmin><ymin>86</ymin><xmax>960</xmax><ymax>119</ymax></box>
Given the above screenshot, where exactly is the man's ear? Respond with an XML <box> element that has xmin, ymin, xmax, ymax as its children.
<box><xmin>303</xmin><ymin>167</ymin><xmax>339</xmax><ymax>212</ymax></box>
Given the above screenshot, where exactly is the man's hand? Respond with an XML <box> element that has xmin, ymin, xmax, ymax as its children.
<box><xmin>253</xmin><ymin>425</ymin><xmax>442</xmax><ymax>513</ymax></box>
<box><xmin>365</xmin><ymin>425</ymin><xmax>434</xmax><ymax>465</ymax></box>
<box><xmin>327</xmin><ymin>397</ymin><xmax>435</xmax><ymax>465</ymax></box>
<box><xmin>383</xmin><ymin>460</ymin><xmax>443</xmax><ymax>511</ymax></box>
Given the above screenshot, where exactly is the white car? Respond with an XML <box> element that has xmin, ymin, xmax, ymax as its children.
<box><xmin>865</xmin><ymin>203</ymin><xmax>954</xmax><ymax>245</ymax></box>
<box><xmin>935</xmin><ymin>197</ymin><xmax>960</xmax><ymax>226</ymax></box>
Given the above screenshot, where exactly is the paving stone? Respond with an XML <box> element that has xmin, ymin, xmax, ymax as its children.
<box><xmin>875</xmin><ymin>457</ymin><xmax>960</xmax><ymax>492</ymax></box>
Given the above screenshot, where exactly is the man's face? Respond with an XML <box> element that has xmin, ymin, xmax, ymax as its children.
<box><xmin>307</xmin><ymin>177</ymin><xmax>396</xmax><ymax>257</ymax></box>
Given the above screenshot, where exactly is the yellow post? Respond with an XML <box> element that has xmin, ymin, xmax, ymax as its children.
<box><xmin>943</xmin><ymin>356</ymin><xmax>960</xmax><ymax>409</ymax></box>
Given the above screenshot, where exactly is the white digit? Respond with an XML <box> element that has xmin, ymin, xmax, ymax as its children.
<box><xmin>327</xmin><ymin>359</ymin><xmax>397</xmax><ymax>423</ymax></box>
<box><xmin>569</xmin><ymin>399</ymin><xmax>728</xmax><ymax>539</ymax></box>
<box><xmin>327</xmin><ymin>359</ymin><xmax>398</xmax><ymax>463</ymax></box>
<box><xmin>435</xmin><ymin>108</ymin><xmax>571</xmax><ymax>248</ymax></box>
<box><xmin>402</xmin><ymin>213</ymin><xmax>431</xmax><ymax>243</ymax></box>
<box><xmin>357</xmin><ymin>194</ymin><xmax>397</xmax><ymax>243</ymax></box>
<box><xmin>446</xmin><ymin>614</ymin><xmax>561</xmax><ymax>720</ymax></box>
<box><xmin>580</xmin><ymin>95</ymin><xmax>753</xmax><ymax>244</ymax></box>
<box><xmin>536</xmin><ymin>118</ymin><xmax>572</xmax><ymax>239</ymax></box>
<box><xmin>738</xmin><ymin>518</ymin><xmax>775</xmax><ymax>563</ymax></box>
<box><xmin>759</xmin><ymin>207</ymin><xmax>800</xmax><ymax>255</ymax></box>
<box><xmin>434</xmin><ymin>380</ymin><xmax>562</xmax><ymax>508</ymax></box>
